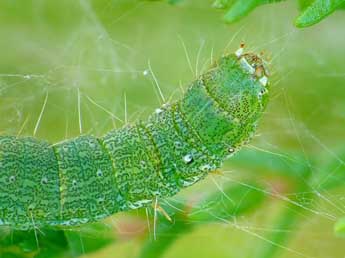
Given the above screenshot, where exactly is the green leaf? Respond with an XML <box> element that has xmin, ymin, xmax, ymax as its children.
<box><xmin>298</xmin><ymin>0</ymin><xmax>315</xmax><ymax>10</ymax></box>
<box><xmin>0</xmin><ymin>229</ymin><xmax>68</xmax><ymax>258</ymax></box>
<box><xmin>334</xmin><ymin>217</ymin><xmax>345</xmax><ymax>238</ymax></box>
<box><xmin>296</xmin><ymin>0</ymin><xmax>345</xmax><ymax>27</ymax></box>
<box><xmin>229</xmin><ymin>149</ymin><xmax>311</xmax><ymax>179</ymax></box>
<box><xmin>64</xmin><ymin>223</ymin><xmax>116</xmax><ymax>256</ymax></box>
<box><xmin>138</xmin><ymin>218</ymin><xmax>192</xmax><ymax>258</ymax></box>
<box><xmin>139</xmin><ymin>182</ymin><xmax>266</xmax><ymax>258</ymax></box>
<box><xmin>223</xmin><ymin>0</ymin><xmax>261</xmax><ymax>23</ymax></box>
<box><xmin>255</xmin><ymin>190</ymin><xmax>312</xmax><ymax>257</ymax></box>
<box><xmin>255</xmin><ymin>170</ymin><xmax>313</xmax><ymax>258</ymax></box>
<box><xmin>223</xmin><ymin>0</ymin><xmax>285</xmax><ymax>23</ymax></box>
<box><xmin>167</xmin><ymin>0</ymin><xmax>183</xmax><ymax>4</ymax></box>
<box><xmin>213</xmin><ymin>0</ymin><xmax>235</xmax><ymax>9</ymax></box>
<box><xmin>0</xmin><ymin>224</ymin><xmax>115</xmax><ymax>258</ymax></box>
<box><xmin>188</xmin><ymin>182</ymin><xmax>266</xmax><ymax>222</ymax></box>
<box><xmin>151</xmin><ymin>0</ymin><xmax>345</xmax><ymax>28</ymax></box>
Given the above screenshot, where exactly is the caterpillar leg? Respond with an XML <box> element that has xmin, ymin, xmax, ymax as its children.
<box><xmin>153</xmin><ymin>197</ymin><xmax>158</xmax><ymax>240</ymax></box>
<box><xmin>151</xmin><ymin>200</ymin><xmax>172</xmax><ymax>223</ymax></box>
<box><xmin>152</xmin><ymin>196</ymin><xmax>173</xmax><ymax>240</ymax></box>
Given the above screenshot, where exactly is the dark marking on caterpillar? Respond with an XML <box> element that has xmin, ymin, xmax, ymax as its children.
<box><xmin>0</xmin><ymin>47</ymin><xmax>270</xmax><ymax>230</ymax></box>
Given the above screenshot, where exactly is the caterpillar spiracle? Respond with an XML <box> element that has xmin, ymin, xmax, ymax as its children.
<box><xmin>0</xmin><ymin>47</ymin><xmax>269</xmax><ymax>230</ymax></box>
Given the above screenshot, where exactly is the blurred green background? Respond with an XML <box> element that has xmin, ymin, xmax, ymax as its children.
<box><xmin>0</xmin><ymin>1</ymin><xmax>345</xmax><ymax>258</ymax></box>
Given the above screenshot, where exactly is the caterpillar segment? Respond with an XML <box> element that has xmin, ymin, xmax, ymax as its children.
<box><xmin>0</xmin><ymin>48</ymin><xmax>269</xmax><ymax>229</ymax></box>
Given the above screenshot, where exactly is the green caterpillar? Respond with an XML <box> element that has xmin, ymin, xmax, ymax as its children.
<box><xmin>0</xmin><ymin>47</ymin><xmax>269</xmax><ymax>230</ymax></box>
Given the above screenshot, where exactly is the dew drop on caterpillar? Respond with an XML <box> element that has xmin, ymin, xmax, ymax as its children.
<box><xmin>0</xmin><ymin>46</ymin><xmax>270</xmax><ymax>230</ymax></box>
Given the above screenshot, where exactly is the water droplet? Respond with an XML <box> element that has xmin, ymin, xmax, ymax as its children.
<box><xmin>228</xmin><ymin>147</ymin><xmax>235</xmax><ymax>153</ymax></box>
<box><xmin>9</xmin><ymin>175</ymin><xmax>16</xmax><ymax>183</ymax></box>
<box><xmin>183</xmin><ymin>154</ymin><xmax>193</xmax><ymax>164</ymax></box>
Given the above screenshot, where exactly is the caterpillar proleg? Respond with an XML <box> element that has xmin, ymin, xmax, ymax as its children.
<box><xmin>0</xmin><ymin>47</ymin><xmax>269</xmax><ymax>230</ymax></box>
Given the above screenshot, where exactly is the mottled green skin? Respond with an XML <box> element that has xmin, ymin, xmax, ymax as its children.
<box><xmin>0</xmin><ymin>53</ymin><xmax>268</xmax><ymax>229</ymax></box>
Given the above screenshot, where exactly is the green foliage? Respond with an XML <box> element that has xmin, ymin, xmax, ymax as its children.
<box><xmin>216</xmin><ymin>0</ymin><xmax>345</xmax><ymax>27</ymax></box>
<box><xmin>295</xmin><ymin>0</ymin><xmax>345</xmax><ymax>27</ymax></box>
<box><xmin>189</xmin><ymin>182</ymin><xmax>266</xmax><ymax>222</ymax></box>
<box><xmin>0</xmin><ymin>229</ymin><xmax>67</xmax><ymax>258</ymax></box>
<box><xmin>215</xmin><ymin>0</ymin><xmax>285</xmax><ymax>23</ymax></box>
<box><xmin>64</xmin><ymin>223</ymin><xmax>115</xmax><ymax>256</ymax></box>
<box><xmin>139</xmin><ymin>182</ymin><xmax>266</xmax><ymax>258</ymax></box>
<box><xmin>255</xmin><ymin>188</ymin><xmax>312</xmax><ymax>258</ymax></box>
<box><xmin>157</xmin><ymin>0</ymin><xmax>345</xmax><ymax>27</ymax></box>
<box><xmin>0</xmin><ymin>223</ymin><xmax>116</xmax><ymax>258</ymax></box>
<box><xmin>258</xmin><ymin>179</ymin><xmax>313</xmax><ymax>257</ymax></box>
<box><xmin>230</xmin><ymin>149</ymin><xmax>310</xmax><ymax>179</ymax></box>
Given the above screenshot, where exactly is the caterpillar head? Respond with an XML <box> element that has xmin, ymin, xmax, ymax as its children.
<box><xmin>205</xmin><ymin>47</ymin><xmax>269</xmax><ymax>123</ymax></box>
<box><xmin>235</xmin><ymin>44</ymin><xmax>270</xmax><ymax>80</ymax></box>
<box><xmin>199</xmin><ymin>46</ymin><xmax>270</xmax><ymax>155</ymax></box>
<box><xmin>173</xmin><ymin>48</ymin><xmax>270</xmax><ymax>188</ymax></box>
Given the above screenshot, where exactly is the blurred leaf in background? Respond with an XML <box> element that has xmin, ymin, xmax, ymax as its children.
<box><xmin>215</xmin><ymin>0</ymin><xmax>345</xmax><ymax>27</ymax></box>
<box><xmin>156</xmin><ymin>0</ymin><xmax>345</xmax><ymax>27</ymax></box>
<box><xmin>295</xmin><ymin>0</ymin><xmax>345</xmax><ymax>27</ymax></box>
<box><xmin>139</xmin><ymin>182</ymin><xmax>266</xmax><ymax>258</ymax></box>
<box><xmin>334</xmin><ymin>217</ymin><xmax>345</xmax><ymax>238</ymax></box>
<box><xmin>0</xmin><ymin>223</ymin><xmax>116</xmax><ymax>258</ymax></box>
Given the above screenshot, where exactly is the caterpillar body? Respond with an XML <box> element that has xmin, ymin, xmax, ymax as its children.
<box><xmin>0</xmin><ymin>48</ymin><xmax>269</xmax><ymax>230</ymax></box>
